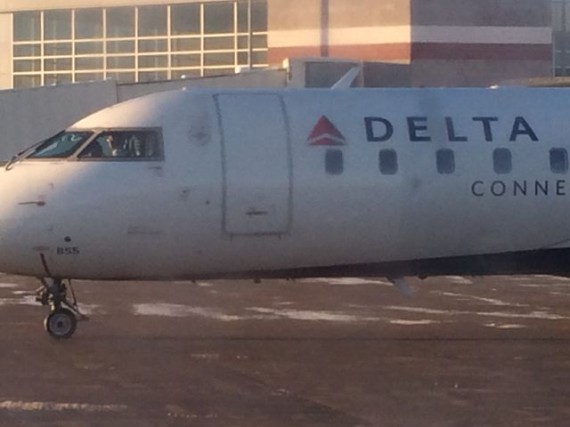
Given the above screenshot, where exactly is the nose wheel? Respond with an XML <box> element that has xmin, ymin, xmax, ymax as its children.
<box><xmin>36</xmin><ymin>278</ymin><xmax>88</xmax><ymax>339</ymax></box>
<box><xmin>44</xmin><ymin>308</ymin><xmax>77</xmax><ymax>339</ymax></box>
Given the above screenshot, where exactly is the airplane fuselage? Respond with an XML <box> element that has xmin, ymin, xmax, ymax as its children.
<box><xmin>0</xmin><ymin>87</ymin><xmax>569</xmax><ymax>280</ymax></box>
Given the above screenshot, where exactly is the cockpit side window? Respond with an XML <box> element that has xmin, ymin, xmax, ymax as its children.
<box><xmin>78</xmin><ymin>129</ymin><xmax>163</xmax><ymax>160</ymax></box>
<box><xmin>27</xmin><ymin>131</ymin><xmax>93</xmax><ymax>159</ymax></box>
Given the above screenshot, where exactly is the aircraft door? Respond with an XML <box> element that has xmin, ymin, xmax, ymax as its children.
<box><xmin>217</xmin><ymin>94</ymin><xmax>291</xmax><ymax>236</ymax></box>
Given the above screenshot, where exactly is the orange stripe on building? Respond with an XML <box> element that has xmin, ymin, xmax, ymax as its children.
<box><xmin>269</xmin><ymin>44</ymin><xmax>411</xmax><ymax>64</ymax></box>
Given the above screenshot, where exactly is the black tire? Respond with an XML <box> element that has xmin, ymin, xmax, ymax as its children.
<box><xmin>44</xmin><ymin>308</ymin><xmax>77</xmax><ymax>339</ymax></box>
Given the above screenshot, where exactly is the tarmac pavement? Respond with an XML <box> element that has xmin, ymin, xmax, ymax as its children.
<box><xmin>0</xmin><ymin>274</ymin><xmax>568</xmax><ymax>426</ymax></box>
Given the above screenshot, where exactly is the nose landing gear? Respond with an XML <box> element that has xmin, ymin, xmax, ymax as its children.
<box><xmin>44</xmin><ymin>308</ymin><xmax>77</xmax><ymax>339</ymax></box>
<box><xmin>36</xmin><ymin>278</ymin><xmax>88</xmax><ymax>339</ymax></box>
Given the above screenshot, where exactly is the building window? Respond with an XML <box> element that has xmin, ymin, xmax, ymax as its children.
<box><xmin>13</xmin><ymin>75</ymin><xmax>41</xmax><ymax>89</ymax></box>
<box><xmin>204</xmin><ymin>2</ymin><xmax>234</xmax><ymax>34</ymax></box>
<box><xmin>172</xmin><ymin>54</ymin><xmax>201</xmax><ymax>68</ymax></box>
<box><xmin>44</xmin><ymin>43</ymin><xmax>72</xmax><ymax>56</ymax></box>
<box><xmin>44</xmin><ymin>10</ymin><xmax>72</xmax><ymax>41</ymax></box>
<box><xmin>14</xmin><ymin>12</ymin><xmax>41</xmax><ymax>42</ymax></box>
<box><xmin>75</xmin><ymin>9</ymin><xmax>103</xmax><ymax>40</ymax></box>
<box><xmin>553</xmin><ymin>0</ymin><xmax>570</xmax><ymax>77</ymax></box>
<box><xmin>138</xmin><ymin>6</ymin><xmax>167</xmax><ymax>37</ymax></box>
<box><xmin>44</xmin><ymin>73</ymin><xmax>72</xmax><ymax>86</ymax></box>
<box><xmin>171</xmin><ymin>4</ymin><xmax>201</xmax><ymax>35</ymax></box>
<box><xmin>13</xmin><ymin>59</ymin><xmax>41</xmax><ymax>73</ymax></box>
<box><xmin>44</xmin><ymin>57</ymin><xmax>72</xmax><ymax>72</ymax></box>
<box><xmin>436</xmin><ymin>149</ymin><xmax>455</xmax><ymax>174</ymax></box>
<box><xmin>550</xmin><ymin>148</ymin><xmax>568</xmax><ymax>174</ymax></box>
<box><xmin>75</xmin><ymin>57</ymin><xmax>103</xmax><ymax>70</ymax></box>
<box><xmin>139</xmin><ymin>39</ymin><xmax>168</xmax><ymax>53</ymax></box>
<box><xmin>107</xmin><ymin>56</ymin><xmax>135</xmax><ymax>70</ymax></box>
<box><xmin>107</xmin><ymin>40</ymin><xmax>135</xmax><ymax>55</ymax></box>
<box><xmin>75</xmin><ymin>41</ymin><xmax>103</xmax><ymax>55</ymax></box>
<box><xmin>75</xmin><ymin>72</ymin><xmax>104</xmax><ymax>82</ymax></box>
<box><xmin>13</xmin><ymin>44</ymin><xmax>41</xmax><ymax>57</ymax></box>
<box><xmin>325</xmin><ymin>149</ymin><xmax>343</xmax><ymax>175</ymax></box>
<box><xmin>238</xmin><ymin>1</ymin><xmax>268</xmax><ymax>32</ymax></box>
<box><xmin>138</xmin><ymin>55</ymin><xmax>168</xmax><ymax>69</ymax></box>
<box><xmin>12</xmin><ymin>1</ymin><xmax>269</xmax><ymax>89</ymax></box>
<box><xmin>171</xmin><ymin>38</ymin><xmax>201</xmax><ymax>52</ymax></box>
<box><xmin>493</xmin><ymin>148</ymin><xmax>512</xmax><ymax>174</ymax></box>
<box><xmin>106</xmin><ymin>71</ymin><xmax>136</xmax><ymax>83</ymax></box>
<box><xmin>379</xmin><ymin>149</ymin><xmax>398</xmax><ymax>175</ymax></box>
<box><xmin>106</xmin><ymin>7</ymin><xmax>135</xmax><ymax>38</ymax></box>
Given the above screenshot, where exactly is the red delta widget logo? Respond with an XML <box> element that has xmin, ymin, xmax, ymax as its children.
<box><xmin>307</xmin><ymin>116</ymin><xmax>346</xmax><ymax>146</ymax></box>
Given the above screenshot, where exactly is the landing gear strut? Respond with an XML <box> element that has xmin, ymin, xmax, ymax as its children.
<box><xmin>36</xmin><ymin>278</ymin><xmax>88</xmax><ymax>339</ymax></box>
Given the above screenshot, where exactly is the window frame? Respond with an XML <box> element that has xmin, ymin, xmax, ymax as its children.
<box><xmin>12</xmin><ymin>2</ymin><xmax>270</xmax><ymax>88</ymax></box>
<box><xmin>75</xmin><ymin>128</ymin><xmax>165</xmax><ymax>162</ymax></box>
<box><xmin>26</xmin><ymin>131</ymin><xmax>94</xmax><ymax>159</ymax></box>
<box><xmin>21</xmin><ymin>128</ymin><xmax>164</xmax><ymax>162</ymax></box>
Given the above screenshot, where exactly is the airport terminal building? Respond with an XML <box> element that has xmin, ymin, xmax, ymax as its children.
<box><xmin>0</xmin><ymin>0</ymin><xmax>566</xmax><ymax>90</ymax></box>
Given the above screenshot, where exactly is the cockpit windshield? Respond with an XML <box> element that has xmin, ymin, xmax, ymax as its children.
<box><xmin>78</xmin><ymin>130</ymin><xmax>162</xmax><ymax>160</ymax></box>
<box><xmin>21</xmin><ymin>129</ymin><xmax>163</xmax><ymax>162</ymax></box>
<box><xmin>28</xmin><ymin>132</ymin><xmax>93</xmax><ymax>159</ymax></box>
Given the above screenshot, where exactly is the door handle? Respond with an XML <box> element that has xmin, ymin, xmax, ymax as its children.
<box><xmin>19</xmin><ymin>200</ymin><xmax>46</xmax><ymax>207</ymax></box>
<box><xmin>246</xmin><ymin>209</ymin><xmax>268</xmax><ymax>217</ymax></box>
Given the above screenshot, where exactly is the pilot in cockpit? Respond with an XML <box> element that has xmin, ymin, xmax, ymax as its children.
<box><xmin>79</xmin><ymin>131</ymin><xmax>158</xmax><ymax>159</ymax></box>
<box><xmin>127</xmin><ymin>134</ymin><xmax>145</xmax><ymax>157</ymax></box>
<box><xmin>106</xmin><ymin>134</ymin><xmax>129</xmax><ymax>157</ymax></box>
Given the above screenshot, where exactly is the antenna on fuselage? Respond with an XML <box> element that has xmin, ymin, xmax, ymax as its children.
<box><xmin>331</xmin><ymin>66</ymin><xmax>361</xmax><ymax>90</ymax></box>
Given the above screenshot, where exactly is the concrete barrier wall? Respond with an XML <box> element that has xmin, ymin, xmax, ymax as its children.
<box><xmin>0</xmin><ymin>80</ymin><xmax>118</xmax><ymax>160</ymax></box>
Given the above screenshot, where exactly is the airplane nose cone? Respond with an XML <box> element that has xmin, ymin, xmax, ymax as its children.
<box><xmin>1</xmin><ymin>225</ymin><xmax>51</xmax><ymax>278</ymax></box>
<box><xmin>0</xmin><ymin>168</ymin><xmax>48</xmax><ymax>276</ymax></box>
<box><xmin>0</xmin><ymin>222</ymin><xmax>18</xmax><ymax>274</ymax></box>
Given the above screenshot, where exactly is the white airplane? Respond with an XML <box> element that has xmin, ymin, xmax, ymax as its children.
<box><xmin>0</xmin><ymin>85</ymin><xmax>567</xmax><ymax>338</ymax></box>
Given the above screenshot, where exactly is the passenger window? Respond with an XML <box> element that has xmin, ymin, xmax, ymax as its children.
<box><xmin>379</xmin><ymin>149</ymin><xmax>398</xmax><ymax>175</ymax></box>
<box><xmin>436</xmin><ymin>149</ymin><xmax>455</xmax><ymax>174</ymax></box>
<box><xmin>79</xmin><ymin>129</ymin><xmax>162</xmax><ymax>160</ymax></box>
<box><xmin>325</xmin><ymin>149</ymin><xmax>343</xmax><ymax>175</ymax></box>
<box><xmin>28</xmin><ymin>131</ymin><xmax>93</xmax><ymax>159</ymax></box>
<box><xmin>493</xmin><ymin>148</ymin><xmax>512</xmax><ymax>174</ymax></box>
<box><xmin>550</xmin><ymin>148</ymin><xmax>568</xmax><ymax>174</ymax></box>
